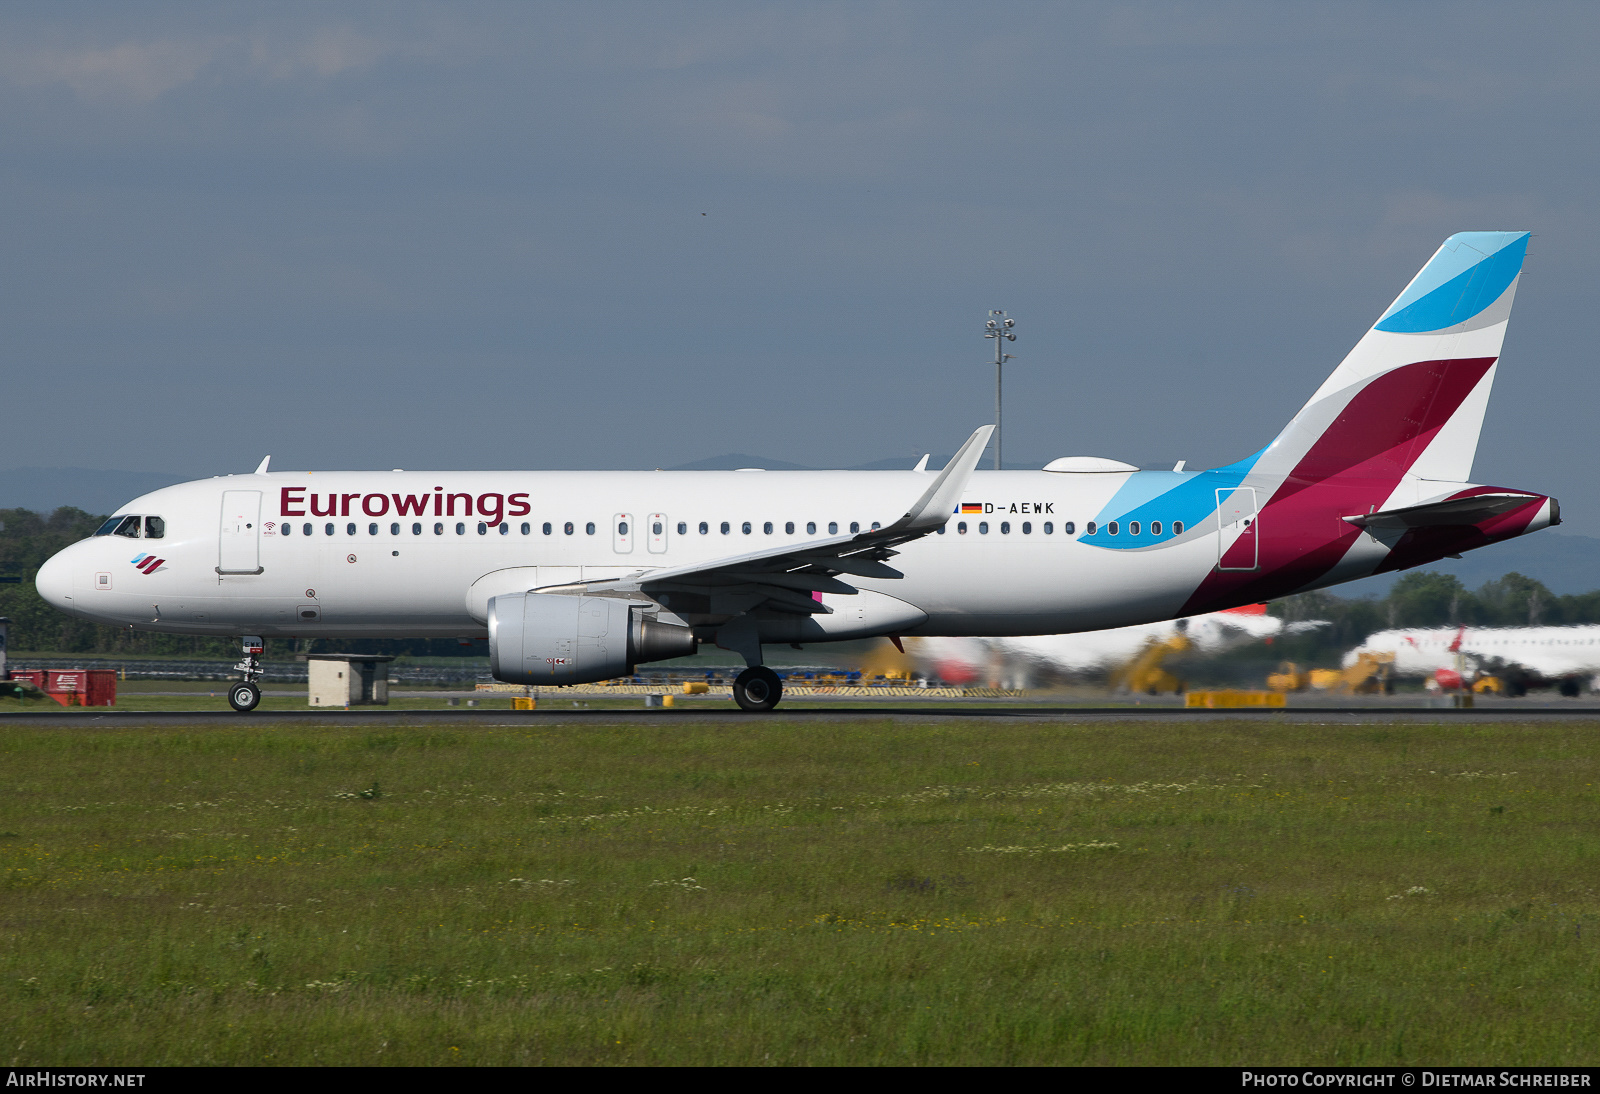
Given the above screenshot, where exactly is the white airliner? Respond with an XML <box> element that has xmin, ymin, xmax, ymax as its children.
<box><xmin>911</xmin><ymin>604</ymin><xmax>1325</xmax><ymax>688</ymax></box>
<box><xmin>36</xmin><ymin>231</ymin><xmax>1559</xmax><ymax>712</ymax></box>
<box><xmin>1348</xmin><ymin>626</ymin><xmax>1600</xmax><ymax>696</ymax></box>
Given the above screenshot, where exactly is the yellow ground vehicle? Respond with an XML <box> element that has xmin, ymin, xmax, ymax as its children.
<box><xmin>1267</xmin><ymin>652</ymin><xmax>1394</xmax><ymax>695</ymax></box>
<box><xmin>1110</xmin><ymin>633</ymin><xmax>1191</xmax><ymax>695</ymax></box>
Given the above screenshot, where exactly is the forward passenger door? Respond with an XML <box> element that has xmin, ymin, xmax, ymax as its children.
<box><xmin>218</xmin><ymin>491</ymin><xmax>264</xmax><ymax>575</ymax></box>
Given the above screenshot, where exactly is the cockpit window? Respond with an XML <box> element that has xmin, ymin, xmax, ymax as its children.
<box><xmin>93</xmin><ymin>517</ymin><xmax>124</xmax><ymax>537</ymax></box>
<box><xmin>111</xmin><ymin>516</ymin><xmax>142</xmax><ymax>538</ymax></box>
<box><xmin>143</xmin><ymin>516</ymin><xmax>165</xmax><ymax>539</ymax></box>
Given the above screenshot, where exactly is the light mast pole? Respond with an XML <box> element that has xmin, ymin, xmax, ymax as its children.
<box><xmin>984</xmin><ymin>311</ymin><xmax>1016</xmax><ymax>470</ymax></box>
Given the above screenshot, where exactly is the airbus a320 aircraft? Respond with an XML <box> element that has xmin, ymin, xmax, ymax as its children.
<box><xmin>36</xmin><ymin>231</ymin><xmax>1557</xmax><ymax>712</ymax></box>
<box><xmin>1349</xmin><ymin>625</ymin><xmax>1600</xmax><ymax>696</ymax></box>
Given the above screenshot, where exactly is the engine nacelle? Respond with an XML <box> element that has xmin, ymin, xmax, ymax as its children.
<box><xmin>487</xmin><ymin>593</ymin><xmax>697</xmax><ymax>685</ymax></box>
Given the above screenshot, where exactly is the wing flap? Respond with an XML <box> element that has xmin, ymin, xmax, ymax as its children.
<box><xmin>566</xmin><ymin>426</ymin><xmax>990</xmax><ymax>614</ymax></box>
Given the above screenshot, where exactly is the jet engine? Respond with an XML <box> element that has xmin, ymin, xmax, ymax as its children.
<box><xmin>487</xmin><ymin>593</ymin><xmax>697</xmax><ymax>685</ymax></box>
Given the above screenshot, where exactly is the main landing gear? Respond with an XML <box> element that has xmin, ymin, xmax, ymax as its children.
<box><xmin>732</xmin><ymin>666</ymin><xmax>783</xmax><ymax>712</ymax></box>
<box><xmin>229</xmin><ymin>636</ymin><xmax>264</xmax><ymax>713</ymax></box>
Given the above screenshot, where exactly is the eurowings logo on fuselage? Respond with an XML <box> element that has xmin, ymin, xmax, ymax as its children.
<box><xmin>130</xmin><ymin>553</ymin><xmax>167</xmax><ymax>575</ymax></box>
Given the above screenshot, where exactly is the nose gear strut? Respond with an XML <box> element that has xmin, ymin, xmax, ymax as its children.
<box><xmin>229</xmin><ymin>636</ymin><xmax>264</xmax><ymax>712</ymax></box>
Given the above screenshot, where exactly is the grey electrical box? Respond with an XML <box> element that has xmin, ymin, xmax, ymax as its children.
<box><xmin>307</xmin><ymin>654</ymin><xmax>395</xmax><ymax>707</ymax></box>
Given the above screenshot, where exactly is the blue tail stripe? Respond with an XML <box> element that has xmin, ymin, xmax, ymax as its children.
<box><xmin>1375</xmin><ymin>232</ymin><xmax>1528</xmax><ymax>334</ymax></box>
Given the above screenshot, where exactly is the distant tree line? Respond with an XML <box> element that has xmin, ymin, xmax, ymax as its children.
<box><xmin>1263</xmin><ymin>571</ymin><xmax>1600</xmax><ymax>667</ymax></box>
<box><xmin>0</xmin><ymin>508</ymin><xmax>486</xmax><ymax>660</ymax></box>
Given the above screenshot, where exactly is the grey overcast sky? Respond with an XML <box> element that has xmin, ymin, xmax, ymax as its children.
<box><xmin>4</xmin><ymin>3</ymin><xmax>1599</xmax><ymax>528</ymax></box>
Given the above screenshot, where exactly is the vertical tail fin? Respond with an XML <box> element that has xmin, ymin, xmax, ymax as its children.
<box><xmin>1254</xmin><ymin>231</ymin><xmax>1529</xmax><ymax>490</ymax></box>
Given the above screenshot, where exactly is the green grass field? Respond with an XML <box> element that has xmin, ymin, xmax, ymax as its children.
<box><xmin>1</xmin><ymin>717</ymin><xmax>1596</xmax><ymax>1066</ymax></box>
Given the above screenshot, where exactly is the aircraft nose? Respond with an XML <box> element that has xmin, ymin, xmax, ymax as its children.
<box><xmin>34</xmin><ymin>549</ymin><xmax>77</xmax><ymax>615</ymax></box>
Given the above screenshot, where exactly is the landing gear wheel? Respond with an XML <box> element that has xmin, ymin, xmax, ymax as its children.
<box><xmin>732</xmin><ymin>666</ymin><xmax>783</xmax><ymax>712</ymax></box>
<box><xmin>228</xmin><ymin>682</ymin><xmax>262</xmax><ymax>713</ymax></box>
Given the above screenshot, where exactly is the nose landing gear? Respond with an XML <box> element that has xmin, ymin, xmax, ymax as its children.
<box><xmin>229</xmin><ymin>681</ymin><xmax>262</xmax><ymax>712</ymax></box>
<box><xmin>229</xmin><ymin>636</ymin><xmax>264</xmax><ymax>713</ymax></box>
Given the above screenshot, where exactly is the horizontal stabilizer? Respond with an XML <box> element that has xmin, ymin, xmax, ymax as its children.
<box><xmin>1342</xmin><ymin>493</ymin><xmax>1542</xmax><ymax>531</ymax></box>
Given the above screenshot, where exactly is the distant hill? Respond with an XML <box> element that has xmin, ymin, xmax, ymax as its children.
<box><xmin>665</xmin><ymin>453</ymin><xmax>817</xmax><ymax>471</ymax></box>
<box><xmin>0</xmin><ymin>468</ymin><xmax>188</xmax><ymax>518</ymax></box>
<box><xmin>668</xmin><ymin>453</ymin><xmax>1055</xmax><ymax>471</ymax></box>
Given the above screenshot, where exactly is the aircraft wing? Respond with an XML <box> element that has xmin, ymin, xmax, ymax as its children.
<box><xmin>553</xmin><ymin>425</ymin><xmax>993</xmax><ymax>616</ymax></box>
<box><xmin>1341</xmin><ymin>492</ymin><xmax>1543</xmax><ymax>532</ymax></box>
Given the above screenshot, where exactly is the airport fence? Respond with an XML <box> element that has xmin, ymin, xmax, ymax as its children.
<box><xmin>5</xmin><ymin>658</ymin><xmax>489</xmax><ymax>687</ymax></box>
<box><xmin>4</xmin><ymin>658</ymin><xmax>939</xmax><ymax>689</ymax></box>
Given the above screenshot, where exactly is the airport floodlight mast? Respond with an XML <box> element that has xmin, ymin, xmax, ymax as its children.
<box><xmin>984</xmin><ymin>311</ymin><xmax>1016</xmax><ymax>470</ymax></box>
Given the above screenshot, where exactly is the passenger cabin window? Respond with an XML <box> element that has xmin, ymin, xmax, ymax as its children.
<box><xmin>1151</xmin><ymin>521</ymin><xmax>1162</xmax><ymax>535</ymax></box>
<box><xmin>1063</xmin><ymin>522</ymin><xmax>1074</xmax><ymax>534</ymax></box>
<box><xmin>435</xmin><ymin>523</ymin><xmax>445</xmax><ymax>535</ymax></box>
<box><xmin>741</xmin><ymin>522</ymin><xmax>751</xmax><ymax>534</ymax></box>
<box><xmin>1129</xmin><ymin>521</ymin><xmax>1140</xmax><ymax>535</ymax></box>
<box><xmin>785</xmin><ymin>522</ymin><xmax>794</xmax><ymax>534</ymax></box>
<box><xmin>828</xmin><ymin>522</ymin><xmax>838</xmax><ymax>534</ymax></box>
<box><xmin>501</xmin><ymin>523</ymin><xmax>510</xmax><ymax>535</ymax></box>
<box><xmin>979</xmin><ymin>522</ymin><xmax>989</xmax><ymax>534</ymax></box>
<box><xmin>1085</xmin><ymin>522</ymin><xmax>1095</xmax><ymax>535</ymax></box>
<box><xmin>456</xmin><ymin>522</ymin><xmax>466</xmax><ymax>535</ymax></box>
<box><xmin>1001</xmin><ymin>522</ymin><xmax>1011</xmax><ymax>534</ymax></box>
<box><xmin>1173</xmin><ymin>521</ymin><xmax>1184</xmax><ymax>534</ymax></box>
<box><xmin>282</xmin><ymin>523</ymin><xmax>291</xmax><ymax>536</ymax></box>
<box><xmin>1043</xmin><ymin>522</ymin><xmax>1053</xmax><ymax>534</ymax></box>
<box><xmin>542</xmin><ymin>522</ymin><xmax>551</xmax><ymax>535</ymax></box>
<box><xmin>564</xmin><ymin>522</ymin><xmax>574</xmax><ymax>535</ymax></box>
<box><xmin>763</xmin><ymin>522</ymin><xmax>773</xmax><ymax>534</ymax></box>
<box><xmin>305</xmin><ymin>523</ymin><xmax>314</xmax><ymax>536</ymax></box>
<box><xmin>522</xmin><ymin>523</ymin><xmax>531</xmax><ymax>535</ymax></box>
<box><xmin>144</xmin><ymin>516</ymin><xmax>165</xmax><ymax>539</ymax></box>
<box><xmin>1022</xmin><ymin>522</ymin><xmax>1031</xmax><ymax>534</ymax></box>
<box><xmin>807</xmin><ymin>522</ymin><xmax>816</xmax><ymax>534</ymax></box>
<box><xmin>699</xmin><ymin>522</ymin><xmax>709</xmax><ymax>534</ymax></box>
<box><xmin>390</xmin><ymin>523</ymin><xmax>400</xmax><ymax>535</ymax></box>
<box><xmin>958</xmin><ymin>522</ymin><xmax>967</xmax><ymax>534</ymax></box>
<box><xmin>850</xmin><ymin>522</ymin><xmax>859</xmax><ymax>533</ymax></box>
<box><xmin>585</xmin><ymin>522</ymin><xmax>595</xmax><ymax>535</ymax></box>
<box><xmin>413</xmin><ymin>523</ymin><xmax>423</xmax><ymax>535</ymax></box>
<box><xmin>369</xmin><ymin>523</ymin><xmax>379</xmax><ymax>535</ymax></box>
<box><xmin>346</xmin><ymin>523</ymin><xmax>357</xmax><ymax>535</ymax></box>
<box><xmin>1108</xmin><ymin>522</ymin><xmax>1119</xmax><ymax>535</ymax></box>
<box><xmin>326</xmin><ymin>523</ymin><xmax>336</xmax><ymax>536</ymax></box>
<box><xmin>677</xmin><ymin>522</ymin><xmax>687</xmax><ymax>535</ymax></box>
